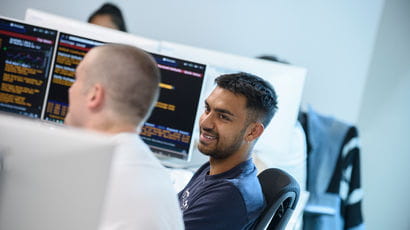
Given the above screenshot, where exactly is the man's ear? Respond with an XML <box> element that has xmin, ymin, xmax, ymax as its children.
<box><xmin>245</xmin><ymin>122</ymin><xmax>264</xmax><ymax>143</ymax></box>
<box><xmin>87</xmin><ymin>83</ymin><xmax>105</xmax><ymax>110</ymax></box>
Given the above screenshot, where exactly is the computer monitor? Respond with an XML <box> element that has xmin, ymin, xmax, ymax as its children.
<box><xmin>40</xmin><ymin>47</ymin><xmax>207</xmax><ymax>162</ymax></box>
<box><xmin>0</xmin><ymin>113</ymin><xmax>115</xmax><ymax>230</ymax></box>
<box><xmin>0</xmin><ymin>17</ymin><xmax>57</xmax><ymax>118</ymax></box>
<box><xmin>140</xmin><ymin>53</ymin><xmax>206</xmax><ymax>161</ymax></box>
<box><xmin>35</xmin><ymin>40</ymin><xmax>206</xmax><ymax>161</ymax></box>
<box><xmin>43</xmin><ymin>32</ymin><xmax>104</xmax><ymax>122</ymax></box>
<box><xmin>159</xmin><ymin>41</ymin><xmax>307</xmax><ymax>166</ymax></box>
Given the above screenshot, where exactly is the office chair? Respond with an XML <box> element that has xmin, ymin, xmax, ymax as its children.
<box><xmin>254</xmin><ymin>168</ymin><xmax>300</xmax><ymax>230</ymax></box>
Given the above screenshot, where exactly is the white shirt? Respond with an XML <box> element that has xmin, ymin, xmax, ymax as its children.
<box><xmin>99</xmin><ymin>133</ymin><xmax>184</xmax><ymax>230</ymax></box>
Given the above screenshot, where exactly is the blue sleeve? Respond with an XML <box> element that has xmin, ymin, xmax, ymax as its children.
<box><xmin>183</xmin><ymin>183</ymin><xmax>247</xmax><ymax>230</ymax></box>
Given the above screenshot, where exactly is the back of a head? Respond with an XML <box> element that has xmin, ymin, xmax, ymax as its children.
<box><xmin>87</xmin><ymin>44</ymin><xmax>160</xmax><ymax>124</ymax></box>
<box><xmin>257</xmin><ymin>55</ymin><xmax>289</xmax><ymax>65</ymax></box>
<box><xmin>88</xmin><ymin>3</ymin><xmax>127</xmax><ymax>32</ymax></box>
<box><xmin>215</xmin><ymin>72</ymin><xmax>278</xmax><ymax>127</ymax></box>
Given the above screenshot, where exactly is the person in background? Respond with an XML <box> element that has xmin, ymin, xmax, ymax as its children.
<box><xmin>178</xmin><ymin>72</ymin><xmax>278</xmax><ymax>230</ymax></box>
<box><xmin>88</xmin><ymin>2</ymin><xmax>127</xmax><ymax>32</ymax></box>
<box><xmin>65</xmin><ymin>44</ymin><xmax>183</xmax><ymax>229</ymax></box>
<box><xmin>257</xmin><ymin>54</ymin><xmax>289</xmax><ymax>65</ymax></box>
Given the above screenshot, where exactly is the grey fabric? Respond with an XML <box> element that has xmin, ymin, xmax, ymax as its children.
<box><xmin>306</xmin><ymin>106</ymin><xmax>350</xmax><ymax>194</ymax></box>
<box><xmin>303</xmin><ymin>107</ymin><xmax>349</xmax><ymax>230</ymax></box>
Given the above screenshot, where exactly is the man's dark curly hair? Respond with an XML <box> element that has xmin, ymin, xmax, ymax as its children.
<box><xmin>215</xmin><ymin>72</ymin><xmax>278</xmax><ymax>127</ymax></box>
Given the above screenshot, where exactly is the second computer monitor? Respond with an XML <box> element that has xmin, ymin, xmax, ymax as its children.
<box><xmin>43</xmin><ymin>32</ymin><xmax>103</xmax><ymax>122</ymax></box>
<box><xmin>140</xmin><ymin>53</ymin><xmax>206</xmax><ymax>161</ymax></box>
<box><xmin>45</xmin><ymin>46</ymin><xmax>206</xmax><ymax>161</ymax></box>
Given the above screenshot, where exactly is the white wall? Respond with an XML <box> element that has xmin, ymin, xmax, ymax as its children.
<box><xmin>358</xmin><ymin>0</ymin><xmax>410</xmax><ymax>229</ymax></box>
<box><xmin>0</xmin><ymin>0</ymin><xmax>384</xmax><ymax>123</ymax></box>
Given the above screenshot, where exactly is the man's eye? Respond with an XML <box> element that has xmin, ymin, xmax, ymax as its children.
<box><xmin>219</xmin><ymin>114</ymin><xmax>230</xmax><ymax>121</ymax></box>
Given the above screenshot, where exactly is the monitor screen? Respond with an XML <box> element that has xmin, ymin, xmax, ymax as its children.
<box><xmin>43</xmin><ymin>32</ymin><xmax>103</xmax><ymax>122</ymax></box>
<box><xmin>0</xmin><ymin>17</ymin><xmax>57</xmax><ymax>118</ymax></box>
<box><xmin>140</xmin><ymin>53</ymin><xmax>206</xmax><ymax>160</ymax></box>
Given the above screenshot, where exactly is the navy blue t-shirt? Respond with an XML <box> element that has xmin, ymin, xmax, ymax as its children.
<box><xmin>178</xmin><ymin>159</ymin><xmax>266</xmax><ymax>230</ymax></box>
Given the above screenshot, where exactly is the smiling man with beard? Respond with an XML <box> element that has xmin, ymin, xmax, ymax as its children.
<box><xmin>178</xmin><ymin>72</ymin><xmax>278</xmax><ymax>230</ymax></box>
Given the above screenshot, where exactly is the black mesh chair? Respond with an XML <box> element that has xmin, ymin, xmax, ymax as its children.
<box><xmin>254</xmin><ymin>168</ymin><xmax>300</xmax><ymax>230</ymax></box>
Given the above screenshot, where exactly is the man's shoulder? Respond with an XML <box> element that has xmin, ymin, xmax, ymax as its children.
<box><xmin>189</xmin><ymin>160</ymin><xmax>259</xmax><ymax>194</ymax></box>
<box><xmin>182</xmin><ymin>179</ymin><xmax>246</xmax><ymax>213</ymax></box>
<box><xmin>225</xmin><ymin>162</ymin><xmax>265</xmax><ymax>225</ymax></box>
<box><xmin>109</xmin><ymin>132</ymin><xmax>176</xmax><ymax>202</ymax></box>
<box><xmin>112</xmin><ymin>133</ymin><xmax>165</xmax><ymax>166</ymax></box>
<box><xmin>180</xmin><ymin>177</ymin><xmax>249</xmax><ymax>230</ymax></box>
<box><xmin>101</xmin><ymin>135</ymin><xmax>183</xmax><ymax>230</ymax></box>
<box><xmin>180</xmin><ymin>161</ymin><xmax>265</xmax><ymax>230</ymax></box>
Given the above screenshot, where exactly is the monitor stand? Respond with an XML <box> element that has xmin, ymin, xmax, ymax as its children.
<box><xmin>159</xmin><ymin>148</ymin><xmax>208</xmax><ymax>169</ymax></box>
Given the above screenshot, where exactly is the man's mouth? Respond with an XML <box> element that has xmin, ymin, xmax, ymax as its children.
<box><xmin>202</xmin><ymin>133</ymin><xmax>217</xmax><ymax>140</ymax></box>
<box><xmin>199</xmin><ymin>130</ymin><xmax>218</xmax><ymax>144</ymax></box>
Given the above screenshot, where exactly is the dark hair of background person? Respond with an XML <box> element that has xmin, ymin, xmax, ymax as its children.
<box><xmin>257</xmin><ymin>55</ymin><xmax>289</xmax><ymax>64</ymax></box>
<box><xmin>215</xmin><ymin>72</ymin><xmax>278</xmax><ymax>127</ymax></box>
<box><xmin>88</xmin><ymin>3</ymin><xmax>127</xmax><ymax>32</ymax></box>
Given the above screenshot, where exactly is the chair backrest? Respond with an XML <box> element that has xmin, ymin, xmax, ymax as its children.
<box><xmin>254</xmin><ymin>168</ymin><xmax>300</xmax><ymax>230</ymax></box>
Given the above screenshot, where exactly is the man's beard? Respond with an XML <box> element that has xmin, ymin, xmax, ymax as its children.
<box><xmin>198</xmin><ymin>126</ymin><xmax>247</xmax><ymax>160</ymax></box>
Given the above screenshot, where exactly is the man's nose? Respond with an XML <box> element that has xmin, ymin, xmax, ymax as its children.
<box><xmin>200</xmin><ymin>112</ymin><xmax>215</xmax><ymax>130</ymax></box>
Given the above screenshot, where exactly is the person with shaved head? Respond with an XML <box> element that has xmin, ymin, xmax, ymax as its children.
<box><xmin>65</xmin><ymin>44</ymin><xmax>183</xmax><ymax>229</ymax></box>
